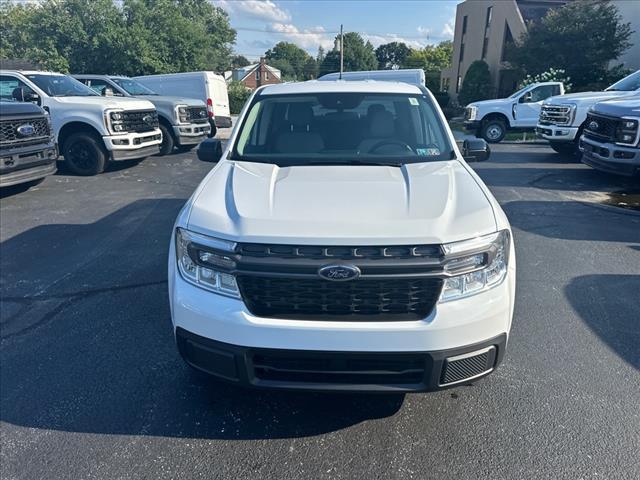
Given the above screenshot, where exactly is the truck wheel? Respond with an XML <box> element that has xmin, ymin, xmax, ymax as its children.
<box><xmin>63</xmin><ymin>132</ymin><xmax>108</xmax><ymax>176</ymax></box>
<box><xmin>549</xmin><ymin>141</ymin><xmax>579</xmax><ymax>157</ymax></box>
<box><xmin>177</xmin><ymin>144</ymin><xmax>196</xmax><ymax>153</ymax></box>
<box><xmin>480</xmin><ymin>119</ymin><xmax>506</xmax><ymax>143</ymax></box>
<box><xmin>158</xmin><ymin>123</ymin><xmax>175</xmax><ymax>156</ymax></box>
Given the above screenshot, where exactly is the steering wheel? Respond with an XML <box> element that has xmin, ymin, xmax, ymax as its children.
<box><xmin>368</xmin><ymin>140</ymin><xmax>414</xmax><ymax>154</ymax></box>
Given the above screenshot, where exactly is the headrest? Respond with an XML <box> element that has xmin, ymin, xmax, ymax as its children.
<box><xmin>287</xmin><ymin>103</ymin><xmax>314</xmax><ymax>126</ymax></box>
<box><xmin>369</xmin><ymin>110</ymin><xmax>395</xmax><ymax>137</ymax></box>
<box><xmin>367</xmin><ymin>103</ymin><xmax>386</xmax><ymax>117</ymax></box>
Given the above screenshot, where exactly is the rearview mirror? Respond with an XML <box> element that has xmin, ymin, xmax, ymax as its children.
<box><xmin>462</xmin><ymin>139</ymin><xmax>491</xmax><ymax>162</ymax></box>
<box><xmin>197</xmin><ymin>138</ymin><xmax>223</xmax><ymax>162</ymax></box>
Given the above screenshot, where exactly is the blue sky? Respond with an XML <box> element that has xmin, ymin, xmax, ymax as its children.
<box><xmin>213</xmin><ymin>0</ymin><xmax>462</xmax><ymax>60</ymax></box>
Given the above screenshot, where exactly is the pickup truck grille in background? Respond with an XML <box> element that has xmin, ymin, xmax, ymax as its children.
<box><xmin>0</xmin><ymin>117</ymin><xmax>50</xmax><ymax>147</ymax></box>
<box><xmin>121</xmin><ymin>109</ymin><xmax>159</xmax><ymax>133</ymax></box>
<box><xmin>583</xmin><ymin>112</ymin><xmax>618</xmax><ymax>142</ymax></box>
<box><xmin>236</xmin><ymin>276</ymin><xmax>444</xmax><ymax>321</ymax></box>
<box><xmin>187</xmin><ymin>106</ymin><xmax>208</xmax><ymax>124</ymax></box>
<box><xmin>539</xmin><ymin>105</ymin><xmax>573</xmax><ymax>126</ymax></box>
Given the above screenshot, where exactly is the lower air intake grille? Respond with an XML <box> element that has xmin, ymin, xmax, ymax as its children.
<box><xmin>441</xmin><ymin>346</ymin><xmax>496</xmax><ymax>385</ymax></box>
<box><xmin>236</xmin><ymin>276</ymin><xmax>444</xmax><ymax>321</ymax></box>
<box><xmin>252</xmin><ymin>352</ymin><xmax>427</xmax><ymax>385</ymax></box>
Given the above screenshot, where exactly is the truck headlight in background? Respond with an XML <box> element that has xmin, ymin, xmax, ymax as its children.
<box><xmin>176</xmin><ymin>105</ymin><xmax>189</xmax><ymax>124</ymax></box>
<box><xmin>615</xmin><ymin>117</ymin><xmax>640</xmax><ymax>146</ymax></box>
<box><xmin>105</xmin><ymin>109</ymin><xmax>126</xmax><ymax>135</ymax></box>
<box><xmin>466</xmin><ymin>106</ymin><xmax>478</xmax><ymax>121</ymax></box>
<box><xmin>439</xmin><ymin>230</ymin><xmax>510</xmax><ymax>302</ymax></box>
<box><xmin>175</xmin><ymin>228</ymin><xmax>241</xmax><ymax>299</ymax></box>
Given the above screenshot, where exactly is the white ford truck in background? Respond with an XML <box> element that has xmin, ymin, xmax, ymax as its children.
<box><xmin>0</xmin><ymin>71</ymin><xmax>162</xmax><ymax>175</ymax></box>
<box><xmin>536</xmin><ymin>69</ymin><xmax>640</xmax><ymax>156</ymax></box>
<box><xmin>464</xmin><ymin>82</ymin><xmax>564</xmax><ymax>143</ymax></box>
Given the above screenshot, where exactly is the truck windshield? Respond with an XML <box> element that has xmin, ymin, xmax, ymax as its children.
<box><xmin>606</xmin><ymin>70</ymin><xmax>640</xmax><ymax>91</ymax></box>
<box><xmin>112</xmin><ymin>78</ymin><xmax>157</xmax><ymax>96</ymax></box>
<box><xmin>508</xmin><ymin>85</ymin><xmax>530</xmax><ymax>99</ymax></box>
<box><xmin>231</xmin><ymin>92</ymin><xmax>454</xmax><ymax>167</ymax></box>
<box><xmin>26</xmin><ymin>74</ymin><xmax>98</xmax><ymax>97</ymax></box>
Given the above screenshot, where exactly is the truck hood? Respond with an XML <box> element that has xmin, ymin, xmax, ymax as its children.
<box><xmin>187</xmin><ymin>160</ymin><xmax>497</xmax><ymax>245</ymax></box>
<box><xmin>544</xmin><ymin>90</ymin><xmax>633</xmax><ymax>106</ymax></box>
<box><xmin>590</xmin><ymin>95</ymin><xmax>640</xmax><ymax>117</ymax></box>
<box><xmin>132</xmin><ymin>95</ymin><xmax>205</xmax><ymax>108</ymax></box>
<box><xmin>469</xmin><ymin>98</ymin><xmax>512</xmax><ymax>109</ymax></box>
<box><xmin>53</xmin><ymin>96</ymin><xmax>155</xmax><ymax>111</ymax></box>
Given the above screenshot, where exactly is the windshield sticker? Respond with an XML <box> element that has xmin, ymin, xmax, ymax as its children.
<box><xmin>408</xmin><ymin>97</ymin><xmax>419</xmax><ymax>106</ymax></box>
<box><xmin>417</xmin><ymin>147</ymin><xmax>441</xmax><ymax>156</ymax></box>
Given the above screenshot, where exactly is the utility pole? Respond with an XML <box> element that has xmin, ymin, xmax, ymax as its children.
<box><xmin>339</xmin><ymin>24</ymin><xmax>344</xmax><ymax>79</ymax></box>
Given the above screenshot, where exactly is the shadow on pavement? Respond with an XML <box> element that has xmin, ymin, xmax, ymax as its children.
<box><xmin>1</xmin><ymin>199</ymin><xmax>404</xmax><ymax>441</ymax></box>
<box><xmin>565</xmin><ymin>274</ymin><xmax>640</xmax><ymax>369</ymax></box>
<box><xmin>502</xmin><ymin>200</ymin><xmax>640</xmax><ymax>244</ymax></box>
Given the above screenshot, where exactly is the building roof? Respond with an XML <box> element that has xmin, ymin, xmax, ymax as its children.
<box><xmin>235</xmin><ymin>63</ymin><xmax>282</xmax><ymax>82</ymax></box>
<box><xmin>259</xmin><ymin>80</ymin><xmax>423</xmax><ymax>96</ymax></box>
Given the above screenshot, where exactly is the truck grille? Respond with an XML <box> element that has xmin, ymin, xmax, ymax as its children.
<box><xmin>539</xmin><ymin>105</ymin><xmax>573</xmax><ymax>126</ymax></box>
<box><xmin>583</xmin><ymin>112</ymin><xmax>618</xmax><ymax>143</ymax></box>
<box><xmin>0</xmin><ymin>117</ymin><xmax>50</xmax><ymax>147</ymax></box>
<box><xmin>187</xmin><ymin>106</ymin><xmax>208</xmax><ymax>124</ymax></box>
<box><xmin>236</xmin><ymin>276</ymin><xmax>444</xmax><ymax>321</ymax></box>
<box><xmin>121</xmin><ymin>109</ymin><xmax>158</xmax><ymax>133</ymax></box>
<box><xmin>238</xmin><ymin>243</ymin><xmax>442</xmax><ymax>260</ymax></box>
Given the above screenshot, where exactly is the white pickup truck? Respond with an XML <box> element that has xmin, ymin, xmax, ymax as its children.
<box><xmin>536</xmin><ymin>69</ymin><xmax>640</xmax><ymax>156</ymax></box>
<box><xmin>464</xmin><ymin>82</ymin><xmax>564</xmax><ymax>143</ymax></box>
<box><xmin>0</xmin><ymin>70</ymin><xmax>162</xmax><ymax>175</ymax></box>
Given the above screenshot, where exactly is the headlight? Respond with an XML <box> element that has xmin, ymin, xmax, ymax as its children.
<box><xmin>439</xmin><ymin>230</ymin><xmax>510</xmax><ymax>302</ymax></box>
<box><xmin>175</xmin><ymin>105</ymin><xmax>189</xmax><ymax>124</ymax></box>
<box><xmin>614</xmin><ymin>117</ymin><xmax>639</xmax><ymax>146</ymax></box>
<box><xmin>175</xmin><ymin>228</ymin><xmax>240</xmax><ymax>298</ymax></box>
<box><xmin>105</xmin><ymin>109</ymin><xmax>126</xmax><ymax>134</ymax></box>
<box><xmin>466</xmin><ymin>106</ymin><xmax>477</xmax><ymax>121</ymax></box>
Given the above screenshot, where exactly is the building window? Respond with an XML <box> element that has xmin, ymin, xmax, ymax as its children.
<box><xmin>462</xmin><ymin>15</ymin><xmax>468</xmax><ymax>35</ymax></box>
<box><xmin>265</xmin><ymin>70</ymin><xmax>269</xmax><ymax>81</ymax></box>
<box><xmin>456</xmin><ymin>75</ymin><xmax>462</xmax><ymax>93</ymax></box>
<box><xmin>501</xmin><ymin>22</ymin><xmax>514</xmax><ymax>62</ymax></box>
<box><xmin>485</xmin><ymin>6</ymin><xmax>493</xmax><ymax>28</ymax></box>
<box><xmin>459</xmin><ymin>43</ymin><xmax>465</xmax><ymax>63</ymax></box>
<box><xmin>255</xmin><ymin>70</ymin><xmax>260</xmax><ymax>81</ymax></box>
<box><xmin>482</xmin><ymin>37</ymin><xmax>489</xmax><ymax>59</ymax></box>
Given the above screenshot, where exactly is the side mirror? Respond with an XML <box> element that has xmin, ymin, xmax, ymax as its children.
<box><xmin>462</xmin><ymin>139</ymin><xmax>491</xmax><ymax>162</ymax></box>
<box><xmin>12</xmin><ymin>87</ymin><xmax>40</xmax><ymax>104</ymax></box>
<box><xmin>102</xmin><ymin>87</ymin><xmax>114</xmax><ymax>97</ymax></box>
<box><xmin>197</xmin><ymin>138</ymin><xmax>223</xmax><ymax>162</ymax></box>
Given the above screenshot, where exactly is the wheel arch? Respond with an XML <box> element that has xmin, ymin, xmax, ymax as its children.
<box><xmin>481</xmin><ymin>112</ymin><xmax>511</xmax><ymax>129</ymax></box>
<box><xmin>58</xmin><ymin>122</ymin><xmax>103</xmax><ymax>152</ymax></box>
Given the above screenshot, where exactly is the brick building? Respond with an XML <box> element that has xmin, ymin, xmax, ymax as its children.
<box><xmin>225</xmin><ymin>58</ymin><xmax>282</xmax><ymax>90</ymax></box>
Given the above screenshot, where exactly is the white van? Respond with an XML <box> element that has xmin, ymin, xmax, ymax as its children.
<box><xmin>134</xmin><ymin>72</ymin><xmax>231</xmax><ymax>132</ymax></box>
<box><xmin>319</xmin><ymin>69</ymin><xmax>426</xmax><ymax>87</ymax></box>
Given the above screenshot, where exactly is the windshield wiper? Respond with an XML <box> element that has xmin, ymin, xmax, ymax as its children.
<box><xmin>304</xmin><ymin>159</ymin><xmax>404</xmax><ymax>167</ymax></box>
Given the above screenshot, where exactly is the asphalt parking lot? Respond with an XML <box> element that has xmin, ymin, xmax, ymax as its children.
<box><xmin>1</xmin><ymin>143</ymin><xmax>639</xmax><ymax>479</ymax></box>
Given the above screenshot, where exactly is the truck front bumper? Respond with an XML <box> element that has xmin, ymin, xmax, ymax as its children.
<box><xmin>536</xmin><ymin>124</ymin><xmax>579</xmax><ymax>142</ymax></box>
<box><xmin>0</xmin><ymin>141</ymin><xmax>57</xmax><ymax>187</ymax></box>
<box><xmin>580</xmin><ymin>136</ymin><xmax>640</xmax><ymax>176</ymax></box>
<box><xmin>173</xmin><ymin>123</ymin><xmax>211</xmax><ymax>146</ymax></box>
<box><xmin>464</xmin><ymin>120</ymin><xmax>481</xmax><ymax>132</ymax></box>
<box><xmin>103</xmin><ymin>129</ymin><xmax>162</xmax><ymax>160</ymax></box>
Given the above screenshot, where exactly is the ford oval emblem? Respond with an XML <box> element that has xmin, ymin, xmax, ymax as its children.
<box><xmin>16</xmin><ymin>124</ymin><xmax>35</xmax><ymax>137</ymax></box>
<box><xmin>588</xmin><ymin>120</ymin><xmax>599</xmax><ymax>131</ymax></box>
<box><xmin>318</xmin><ymin>264</ymin><xmax>361</xmax><ymax>282</ymax></box>
<box><xmin>142</xmin><ymin>114</ymin><xmax>153</xmax><ymax>124</ymax></box>
<box><xmin>199</xmin><ymin>110</ymin><xmax>206</xmax><ymax>117</ymax></box>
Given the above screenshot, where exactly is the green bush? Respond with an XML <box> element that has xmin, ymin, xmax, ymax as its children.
<box><xmin>458</xmin><ymin>60</ymin><xmax>492</xmax><ymax>106</ymax></box>
<box><xmin>228</xmin><ymin>81</ymin><xmax>251</xmax><ymax>115</ymax></box>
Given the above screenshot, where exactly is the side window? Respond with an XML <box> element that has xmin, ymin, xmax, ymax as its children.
<box><xmin>88</xmin><ymin>79</ymin><xmax>121</xmax><ymax>96</ymax></box>
<box><xmin>0</xmin><ymin>75</ymin><xmax>33</xmax><ymax>102</ymax></box>
<box><xmin>529</xmin><ymin>85</ymin><xmax>556</xmax><ymax>102</ymax></box>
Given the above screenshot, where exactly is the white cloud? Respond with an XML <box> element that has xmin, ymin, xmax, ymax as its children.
<box><xmin>214</xmin><ymin>0</ymin><xmax>291</xmax><ymax>22</ymax></box>
<box><xmin>269</xmin><ymin>23</ymin><xmax>334</xmax><ymax>50</ymax></box>
<box><xmin>417</xmin><ymin>26</ymin><xmax>431</xmax><ymax>37</ymax></box>
<box><xmin>441</xmin><ymin>18</ymin><xmax>455</xmax><ymax>39</ymax></box>
<box><xmin>362</xmin><ymin>33</ymin><xmax>430</xmax><ymax>50</ymax></box>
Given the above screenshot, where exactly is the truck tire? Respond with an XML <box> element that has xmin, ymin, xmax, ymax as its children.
<box><xmin>158</xmin><ymin>123</ymin><xmax>175</xmax><ymax>156</ymax></box>
<box><xmin>480</xmin><ymin>119</ymin><xmax>506</xmax><ymax>143</ymax></box>
<box><xmin>63</xmin><ymin>132</ymin><xmax>108</xmax><ymax>176</ymax></box>
<box><xmin>177</xmin><ymin>144</ymin><xmax>197</xmax><ymax>153</ymax></box>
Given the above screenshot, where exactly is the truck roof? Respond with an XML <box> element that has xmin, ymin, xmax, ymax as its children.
<box><xmin>0</xmin><ymin>70</ymin><xmax>65</xmax><ymax>76</ymax></box>
<box><xmin>259</xmin><ymin>80</ymin><xmax>423</xmax><ymax>96</ymax></box>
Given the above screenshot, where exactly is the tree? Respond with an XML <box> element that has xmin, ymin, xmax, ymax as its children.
<box><xmin>227</xmin><ymin>80</ymin><xmax>251</xmax><ymax>114</ymax></box>
<box><xmin>319</xmin><ymin>32</ymin><xmax>377</xmax><ymax>75</ymax></box>
<box><xmin>0</xmin><ymin>0</ymin><xmax>236</xmax><ymax>75</ymax></box>
<box><xmin>231</xmin><ymin>55</ymin><xmax>250</xmax><ymax>69</ymax></box>
<box><xmin>375</xmin><ymin>42</ymin><xmax>410</xmax><ymax>69</ymax></box>
<box><xmin>404</xmin><ymin>41</ymin><xmax>453</xmax><ymax>91</ymax></box>
<box><xmin>265</xmin><ymin>41</ymin><xmax>314</xmax><ymax>80</ymax></box>
<box><xmin>458</xmin><ymin>60</ymin><xmax>492</xmax><ymax>106</ymax></box>
<box><xmin>507</xmin><ymin>0</ymin><xmax>632</xmax><ymax>90</ymax></box>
